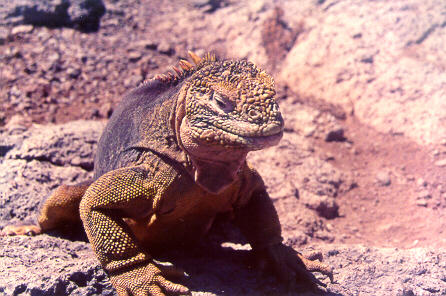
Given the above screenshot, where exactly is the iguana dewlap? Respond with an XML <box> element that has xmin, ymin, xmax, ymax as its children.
<box><xmin>2</xmin><ymin>52</ymin><xmax>333</xmax><ymax>295</ymax></box>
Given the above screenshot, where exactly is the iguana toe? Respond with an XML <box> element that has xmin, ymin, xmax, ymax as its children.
<box><xmin>298</xmin><ymin>252</ymin><xmax>334</xmax><ymax>283</ymax></box>
<box><xmin>262</xmin><ymin>243</ymin><xmax>333</xmax><ymax>289</ymax></box>
<box><xmin>110</xmin><ymin>263</ymin><xmax>190</xmax><ymax>296</ymax></box>
<box><xmin>1</xmin><ymin>225</ymin><xmax>41</xmax><ymax>237</ymax></box>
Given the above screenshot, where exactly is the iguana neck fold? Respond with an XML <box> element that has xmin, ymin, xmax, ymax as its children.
<box><xmin>179</xmin><ymin>115</ymin><xmax>248</xmax><ymax>194</ymax></box>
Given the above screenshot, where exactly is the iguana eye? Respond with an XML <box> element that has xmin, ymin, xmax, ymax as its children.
<box><xmin>216</xmin><ymin>98</ymin><xmax>226</xmax><ymax>109</ymax></box>
<box><xmin>210</xmin><ymin>92</ymin><xmax>232</xmax><ymax>113</ymax></box>
<box><xmin>212</xmin><ymin>93</ymin><xmax>227</xmax><ymax>109</ymax></box>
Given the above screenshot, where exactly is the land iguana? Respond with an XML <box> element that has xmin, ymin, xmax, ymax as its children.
<box><xmin>2</xmin><ymin>52</ymin><xmax>333</xmax><ymax>295</ymax></box>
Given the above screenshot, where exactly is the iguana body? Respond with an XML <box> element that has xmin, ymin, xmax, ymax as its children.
<box><xmin>2</xmin><ymin>52</ymin><xmax>332</xmax><ymax>295</ymax></box>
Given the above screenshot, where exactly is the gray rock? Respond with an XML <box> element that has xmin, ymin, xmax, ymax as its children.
<box><xmin>324</xmin><ymin>245</ymin><xmax>446</xmax><ymax>296</ymax></box>
<box><xmin>1</xmin><ymin>0</ymin><xmax>106</xmax><ymax>31</ymax></box>
<box><xmin>2</xmin><ymin>235</ymin><xmax>446</xmax><ymax>295</ymax></box>
<box><xmin>434</xmin><ymin>159</ymin><xmax>446</xmax><ymax>167</ymax></box>
<box><xmin>278</xmin><ymin>0</ymin><xmax>446</xmax><ymax>146</ymax></box>
<box><xmin>7</xmin><ymin>120</ymin><xmax>104</xmax><ymax>170</ymax></box>
<box><xmin>376</xmin><ymin>170</ymin><xmax>391</xmax><ymax>186</ymax></box>
<box><xmin>1</xmin><ymin>236</ymin><xmax>115</xmax><ymax>296</ymax></box>
<box><xmin>0</xmin><ymin>120</ymin><xmax>104</xmax><ymax>229</ymax></box>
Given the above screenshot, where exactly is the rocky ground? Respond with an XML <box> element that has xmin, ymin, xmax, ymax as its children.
<box><xmin>1</xmin><ymin>0</ymin><xmax>446</xmax><ymax>295</ymax></box>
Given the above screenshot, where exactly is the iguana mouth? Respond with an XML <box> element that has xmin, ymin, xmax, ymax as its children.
<box><xmin>229</xmin><ymin>126</ymin><xmax>284</xmax><ymax>150</ymax></box>
<box><xmin>208</xmin><ymin>117</ymin><xmax>283</xmax><ymax>137</ymax></box>
<box><xmin>190</xmin><ymin>120</ymin><xmax>284</xmax><ymax>150</ymax></box>
<box><xmin>189</xmin><ymin>109</ymin><xmax>284</xmax><ymax>145</ymax></box>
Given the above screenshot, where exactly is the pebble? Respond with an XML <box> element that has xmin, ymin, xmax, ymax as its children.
<box><xmin>415</xmin><ymin>199</ymin><xmax>428</xmax><ymax>207</ymax></box>
<box><xmin>326</xmin><ymin>128</ymin><xmax>345</xmax><ymax>142</ymax></box>
<box><xmin>11</xmin><ymin>25</ymin><xmax>34</xmax><ymax>35</ymax></box>
<box><xmin>66</xmin><ymin>66</ymin><xmax>81</xmax><ymax>78</ymax></box>
<box><xmin>300</xmin><ymin>191</ymin><xmax>340</xmax><ymax>219</ymax></box>
<box><xmin>417</xmin><ymin>189</ymin><xmax>431</xmax><ymax>199</ymax></box>
<box><xmin>434</xmin><ymin>159</ymin><xmax>446</xmax><ymax>167</ymax></box>
<box><xmin>416</xmin><ymin>178</ymin><xmax>427</xmax><ymax>187</ymax></box>
<box><xmin>48</xmin><ymin>52</ymin><xmax>61</xmax><ymax>62</ymax></box>
<box><xmin>376</xmin><ymin>171</ymin><xmax>391</xmax><ymax>186</ymax></box>
<box><xmin>302</xmin><ymin>125</ymin><xmax>316</xmax><ymax>137</ymax></box>
<box><xmin>157</xmin><ymin>39</ymin><xmax>174</xmax><ymax>55</ymax></box>
<box><xmin>128</xmin><ymin>51</ymin><xmax>142</xmax><ymax>62</ymax></box>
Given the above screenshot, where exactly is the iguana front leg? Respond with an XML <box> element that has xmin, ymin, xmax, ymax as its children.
<box><xmin>233</xmin><ymin>188</ymin><xmax>333</xmax><ymax>289</ymax></box>
<box><xmin>79</xmin><ymin>166</ymin><xmax>189</xmax><ymax>296</ymax></box>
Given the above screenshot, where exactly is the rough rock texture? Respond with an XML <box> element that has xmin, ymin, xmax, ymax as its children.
<box><xmin>1</xmin><ymin>120</ymin><xmax>445</xmax><ymax>296</ymax></box>
<box><xmin>0</xmin><ymin>120</ymin><xmax>104</xmax><ymax>230</ymax></box>
<box><xmin>2</xmin><ymin>0</ymin><xmax>446</xmax><ymax>295</ymax></box>
<box><xmin>276</xmin><ymin>0</ymin><xmax>446</xmax><ymax>146</ymax></box>
<box><xmin>1</xmin><ymin>236</ymin><xmax>114</xmax><ymax>296</ymax></box>
<box><xmin>2</xmin><ymin>235</ymin><xmax>446</xmax><ymax>295</ymax></box>
<box><xmin>0</xmin><ymin>0</ymin><xmax>106</xmax><ymax>31</ymax></box>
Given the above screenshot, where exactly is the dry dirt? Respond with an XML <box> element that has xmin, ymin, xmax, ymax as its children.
<box><xmin>316</xmin><ymin>116</ymin><xmax>446</xmax><ymax>249</ymax></box>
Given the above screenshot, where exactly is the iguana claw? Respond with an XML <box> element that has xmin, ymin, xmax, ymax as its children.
<box><xmin>110</xmin><ymin>262</ymin><xmax>190</xmax><ymax>296</ymax></box>
<box><xmin>258</xmin><ymin>243</ymin><xmax>333</xmax><ymax>290</ymax></box>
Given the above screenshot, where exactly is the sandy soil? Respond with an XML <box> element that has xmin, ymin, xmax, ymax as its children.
<box><xmin>317</xmin><ymin>116</ymin><xmax>446</xmax><ymax>249</ymax></box>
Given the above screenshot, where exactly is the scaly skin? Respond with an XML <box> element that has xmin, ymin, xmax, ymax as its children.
<box><xmin>174</xmin><ymin>52</ymin><xmax>283</xmax><ymax>193</ymax></box>
<box><xmin>1</xmin><ymin>52</ymin><xmax>333</xmax><ymax>295</ymax></box>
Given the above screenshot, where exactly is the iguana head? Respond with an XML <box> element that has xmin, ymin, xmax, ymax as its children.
<box><xmin>169</xmin><ymin>52</ymin><xmax>284</xmax><ymax>193</ymax></box>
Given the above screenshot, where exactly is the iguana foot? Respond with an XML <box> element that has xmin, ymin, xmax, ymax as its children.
<box><xmin>298</xmin><ymin>250</ymin><xmax>334</xmax><ymax>283</ymax></box>
<box><xmin>259</xmin><ymin>243</ymin><xmax>333</xmax><ymax>290</ymax></box>
<box><xmin>110</xmin><ymin>262</ymin><xmax>190</xmax><ymax>296</ymax></box>
<box><xmin>1</xmin><ymin>225</ymin><xmax>41</xmax><ymax>236</ymax></box>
